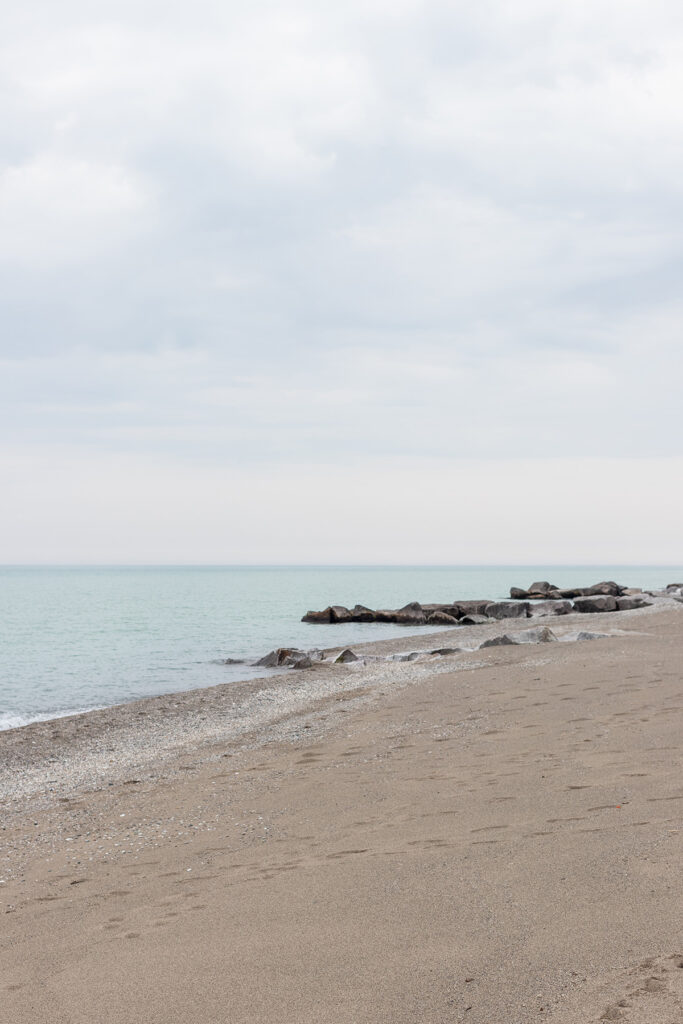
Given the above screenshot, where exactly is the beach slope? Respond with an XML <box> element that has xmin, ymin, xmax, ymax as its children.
<box><xmin>0</xmin><ymin>608</ymin><xmax>681</xmax><ymax>1023</ymax></box>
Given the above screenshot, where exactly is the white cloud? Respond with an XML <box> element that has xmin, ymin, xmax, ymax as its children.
<box><xmin>0</xmin><ymin>154</ymin><xmax>151</xmax><ymax>267</ymax></box>
<box><xmin>2</xmin><ymin>0</ymin><xmax>683</xmax><ymax>559</ymax></box>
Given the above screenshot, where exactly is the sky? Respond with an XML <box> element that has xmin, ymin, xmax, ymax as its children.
<box><xmin>2</xmin><ymin>0</ymin><xmax>683</xmax><ymax>564</ymax></box>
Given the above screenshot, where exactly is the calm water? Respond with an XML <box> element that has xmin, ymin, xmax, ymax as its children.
<box><xmin>1</xmin><ymin>565</ymin><xmax>680</xmax><ymax>730</ymax></box>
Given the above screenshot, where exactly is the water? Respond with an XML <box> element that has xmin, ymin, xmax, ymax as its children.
<box><xmin>1</xmin><ymin>565</ymin><xmax>680</xmax><ymax>730</ymax></box>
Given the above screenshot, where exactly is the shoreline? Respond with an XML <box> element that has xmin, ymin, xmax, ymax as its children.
<box><xmin>1</xmin><ymin>598</ymin><xmax>679</xmax><ymax>811</ymax></box>
<box><xmin>1</xmin><ymin>598</ymin><xmax>681</xmax><ymax>1022</ymax></box>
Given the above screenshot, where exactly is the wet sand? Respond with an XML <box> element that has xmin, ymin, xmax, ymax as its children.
<box><xmin>1</xmin><ymin>605</ymin><xmax>681</xmax><ymax>1023</ymax></box>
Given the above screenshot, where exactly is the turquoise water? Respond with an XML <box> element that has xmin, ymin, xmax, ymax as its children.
<box><xmin>0</xmin><ymin>565</ymin><xmax>680</xmax><ymax>730</ymax></box>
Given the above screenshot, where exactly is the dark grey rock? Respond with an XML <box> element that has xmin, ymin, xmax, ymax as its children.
<box><xmin>335</xmin><ymin>649</ymin><xmax>360</xmax><ymax>664</ymax></box>
<box><xmin>351</xmin><ymin>604</ymin><xmax>376</xmax><ymax>622</ymax></box>
<box><xmin>573</xmin><ymin>595</ymin><xmax>618</xmax><ymax>613</ymax></box>
<box><xmin>430</xmin><ymin>647</ymin><xmax>461</xmax><ymax>656</ymax></box>
<box><xmin>302</xmin><ymin>608</ymin><xmax>332</xmax><ymax>623</ymax></box>
<box><xmin>585</xmin><ymin>581</ymin><xmax>624</xmax><ymax>597</ymax></box>
<box><xmin>392</xmin><ymin>602</ymin><xmax>427</xmax><ymax>625</ymax></box>
<box><xmin>256</xmin><ymin>647</ymin><xmax>309</xmax><ymax>668</ymax></box>
<box><xmin>616</xmin><ymin>596</ymin><xmax>651</xmax><ymax>610</ymax></box>
<box><xmin>330</xmin><ymin>605</ymin><xmax>353</xmax><ymax>623</ymax></box>
<box><xmin>509</xmin><ymin>626</ymin><xmax>557</xmax><ymax>644</ymax></box>
<box><xmin>479</xmin><ymin>634</ymin><xmax>518</xmax><ymax>648</ymax></box>
<box><xmin>426</xmin><ymin>610</ymin><xmax>460</xmax><ymax>625</ymax></box>
<box><xmin>484</xmin><ymin>601</ymin><xmax>530</xmax><ymax>620</ymax></box>
<box><xmin>455</xmin><ymin>600</ymin><xmax>492</xmax><ymax>616</ymax></box>
<box><xmin>528</xmin><ymin>581</ymin><xmax>558</xmax><ymax>595</ymax></box>
<box><xmin>459</xmin><ymin>613</ymin><xmax>489</xmax><ymax>625</ymax></box>
<box><xmin>510</xmin><ymin>587</ymin><xmax>530</xmax><ymax>599</ymax></box>
<box><xmin>528</xmin><ymin>599</ymin><xmax>573</xmax><ymax>617</ymax></box>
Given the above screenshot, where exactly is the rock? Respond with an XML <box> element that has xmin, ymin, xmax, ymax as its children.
<box><xmin>430</xmin><ymin>647</ymin><xmax>461</xmax><ymax>656</ymax></box>
<box><xmin>484</xmin><ymin>601</ymin><xmax>530</xmax><ymax>620</ymax></box>
<box><xmin>527</xmin><ymin>599</ymin><xmax>573</xmax><ymax>617</ymax></box>
<box><xmin>527</xmin><ymin>581</ymin><xmax>559</xmax><ymax>595</ymax></box>
<box><xmin>284</xmin><ymin>653</ymin><xmax>313</xmax><ymax>669</ymax></box>
<box><xmin>330</xmin><ymin>605</ymin><xmax>353</xmax><ymax>623</ymax></box>
<box><xmin>556</xmin><ymin>588</ymin><xmax>585</xmax><ymax>599</ymax></box>
<box><xmin>426</xmin><ymin>610</ymin><xmax>460</xmax><ymax>625</ymax></box>
<box><xmin>572</xmin><ymin>595</ymin><xmax>618</xmax><ymax>613</ymax></box>
<box><xmin>585</xmin><ymin>581</ymin><xmax>624</xmax><ymax>597</ymax></box>
<box><xmin>391</xmin><ymin>651</ymin><xmax>422</xmax><ymax>662</ymax></box>
<box><xmin>666</xmin><ymin>582</ymin><xmax>683</xmax><ymax>591</ymax></box>
<box><xmin>335</xmin><ymin>649</ymin><xmax>360</xmax><ymax>664</ymax></box>
<box><xmin>510</xmin><ymin>587</ymin><xmax>530</xmax><ymax>599</ymax></box>
<box><xmin>392</xmin><ymin>602</ymin><xmax>427</xmax><ymax>625</ymax></box>
<box><xmin>220</xmin><ymin>657</ymin><xmax>245</xmax><ymax>664</ymax></box>
<box><xmin>509</xmin><ymin>626</ymin><xmax>557</xmax><ymax>644</ymax></box>
<box><xmin>459</xmin><ymin>614</ymin><xmax>489</xmax><ymax>625</ymax></box>
<box><xmin>575</xmin><ymin>631</ymin><xmax>608</xmax><ymax>641</ymax></box>
<box><xmin>301</xmin><ymin>608</ymin><xmax>332</xmax><ymax>623</ymax></box>
<box><xmin>255</xmin><ymin>647</ymin><xmax>309</xmax><ymax>667</ymax></box>
<box><xmin>455</xmin><ymin>600</ymin><xmax>492</xmax><ymax>616</ymax></box>
<box><xmin>351</xmin><ymin>604</ymin><xmax>376</xmax><ymax>622</ymax></box>
<box><xmin>423</xmin><ymin>603</ymin><xmax>461</xmax><ymax>618</ymax></box>
<box><xmin>479</xmin><ymin>634</ymin><xmax>518</xmax><ymax>648</ymax></box>
<box><xmin>616</xmin><ymin>596</ymin><xmax>651</xmax><ymax>611</ymax></box>
<box><xmin>623</xmin><ymin>587</ymin><xmax>644</xmax><ymax>595</ymax></box>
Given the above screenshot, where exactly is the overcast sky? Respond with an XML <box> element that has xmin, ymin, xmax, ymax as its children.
<box><xmin>2</xmin><ymin>0</ymin><xmax>682</xmax><ymax>563</ymax></box>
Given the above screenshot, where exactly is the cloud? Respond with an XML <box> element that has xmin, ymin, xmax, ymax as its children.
<box><xmin>1</xmin><ymin>0</ymin><xmax>683</xmax><ymax>559</ymax></box>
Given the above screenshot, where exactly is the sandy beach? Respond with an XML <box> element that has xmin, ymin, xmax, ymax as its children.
<box><xmin>1</xmin><ymin>602</ymin><xmax>681</xmax><ymax>1023</ymax></box>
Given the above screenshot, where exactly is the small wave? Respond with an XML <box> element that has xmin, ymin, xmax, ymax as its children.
<box><xmin>0</xmin><ymin>706</ymin><xmax>104</xmax><ymax>733</ymax></box>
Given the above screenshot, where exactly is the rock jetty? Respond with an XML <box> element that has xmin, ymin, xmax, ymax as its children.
<box><xmin>299</xmin><ymin>579</ymin><xmax>676</xmax><ymax>626</ymax></box>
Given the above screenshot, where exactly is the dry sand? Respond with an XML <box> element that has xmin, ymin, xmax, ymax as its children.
<box><xmin>0</xmin><ymin>605</ymin><xmax>681</xmax><ymax>1023</ymax></box>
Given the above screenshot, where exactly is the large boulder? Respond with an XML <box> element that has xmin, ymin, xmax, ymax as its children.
<box><xmin>454</xmin><ymin>600</ymin><xmax>492</xmax><ymax>616</ymax></box>
<box><xmin>616</xmin><ymin>596</ymin><xmax>651</xmax><ymax>611</ymax></box>
<box><xmin>585</xmin><ymin>581</ymin><xmax>624</xmax><ymax>597</ymax></box>
<box><xmin>573</xmin><ymin>595</ymin><xmax>618</xmax><ymax>613</ymax></box>
<box><xmin>527</xmin><ymin>581</ymin><xmax>559</xmax><ymax>595</ymax></box>
<box><xmin>382</xmin><ymin>598</ymin><xmax>423</xmax><ymax>622</ymax></box>
<box><xmin>423</xmin><ymin>603</ymin><xmax>461</xmax><ymax>618</ymax></box>
<box><xmin>484</xmin><ymin>601</ymin><xmax>530</xmax><ymax>620</ymax></box>
<box><xmin>351</xmin><ymin>604</ymin><xmax>376</xmax><ymax>622</ymax></box>
<box><xmin>508</xmin><ymin>626</ymin><xmax>557</xmax><ymax>644</ymax></box>
<box><xmin>335</xmin><ymin>648</ymin><xmax>360</xmax><ymax>663</ymax></box>
<box><xmin>528</xmin><ymin>599</ymin><xmax>573</xmax><ymax>617</ymax></box>
<box><xmin>302</xmin><ymin>608</ymin><xmax>332</xmax><ymax>623</ymax></box>
<box><xmin>479</xmin><ymin>634</ymin><xmax>518</xmax><ymax>648</ymax></box>
<box><xmin>330</xmin><ymin>605</ymin><xmax>354</xmax><ymax>623</ymax></box>
<box><xmin>459</xmin><ymin>613</ymin><xmax>489</xmax><ymax>625</ymax></box>
<box><xmin>427</xmin><ymin>610</ymin><xmax>460</xmax><ymax>625</ymax></box>
<box><xmin>255</xmin><ymin>648</ymin><xmax>310</xmax><ymax>668</ymax></box>
<box><xmin>510</xmin><ymin>587</ymin><xmax>530</xmax><ymax>599</ymax></box>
